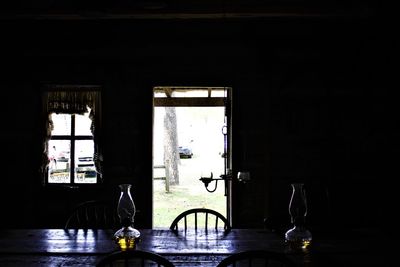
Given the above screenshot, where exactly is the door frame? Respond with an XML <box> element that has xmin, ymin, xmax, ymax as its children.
<box><xmin>153</xmin><ymin>86</ymin><xmax>233</xmax><ymax>225</ymax></box>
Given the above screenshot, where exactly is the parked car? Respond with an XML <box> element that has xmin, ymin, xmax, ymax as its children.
<box><xmin>76</xmin><ymin>156</ymin><xmax>97</xmax><ymax>178</ymax></box>
<box><xmin>178</xmin><ymin>146</ymin><xmax>193</xmax><ymax>158</ymax></box>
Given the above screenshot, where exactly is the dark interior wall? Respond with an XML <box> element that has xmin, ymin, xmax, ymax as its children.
<box><xmin>0</xmin><ymin>13</ymin><xmax>395</xmax><ymax>231</ymax></box>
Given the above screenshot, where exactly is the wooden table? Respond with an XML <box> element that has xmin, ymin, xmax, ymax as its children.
<box><xmin>0</xmin><ymin>228</ymin><xmax>390</xmax><ymax>266</ymax></box>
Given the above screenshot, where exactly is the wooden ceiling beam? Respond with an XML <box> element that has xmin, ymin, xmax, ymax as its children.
<box><xmin>154</xmin><ymin>97</ymin><xmax>225</xmax><ymax>107</ymax></box>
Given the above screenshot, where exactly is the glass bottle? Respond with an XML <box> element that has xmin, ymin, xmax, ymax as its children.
<box><xmin>113</xmin><ymin>184</ymin><xmax>141</xmax><ymax>250</ymax></box>
<box><xmin>284</xmin><ymin>183</ymin><xmax>312</xmax><ymax>250</ymax></box>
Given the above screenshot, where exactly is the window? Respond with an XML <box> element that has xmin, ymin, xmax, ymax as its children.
<box><xmin>41</xmin><ymin>87</ymin><xmax>103</xmax><ymax>185</ymax></box>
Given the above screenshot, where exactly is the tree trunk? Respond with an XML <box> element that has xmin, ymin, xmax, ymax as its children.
<box><xmin>163</xmin><ymin>107</ymin><xmax>180</xmax><ymax>185</ymax></box>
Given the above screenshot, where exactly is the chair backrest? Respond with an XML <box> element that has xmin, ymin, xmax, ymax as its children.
<box><xmin>64</xmin><ymin>200</ymin><xmax>119</xmax><ymax>229</ymax></box>
<box><xmin>96</xmin><ymin>250</ymin><xmax>175</xmax><ymax>267</ymax></box>
<box><xmin>216</xmin><ymin>250</ymin><xmax>296</xmax><ymax>267</ymax></box>
<box><xmin>169</xmin><ymin>208</ymin><xmax>231</xmax><ymax>234</ymax></box>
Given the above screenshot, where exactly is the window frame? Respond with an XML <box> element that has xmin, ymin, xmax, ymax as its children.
<box><xmin>41</xmin><ymin>85</ymin><xmax>103</xmax><ymax>187</ymax></box>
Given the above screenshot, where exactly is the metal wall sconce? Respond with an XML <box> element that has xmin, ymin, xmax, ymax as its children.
<box><xmin>199</xmin><ymin>170</ymin><xmax>250</xmax><ymax>192</ymax></box>
<box><xmin>199</xmin><ymin>171</ymin><xmax>232</xmax><ymax>193</ymax></box>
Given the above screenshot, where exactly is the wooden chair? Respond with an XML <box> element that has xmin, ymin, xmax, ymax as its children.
<box><xmin>64</xmin><ymin>200</ymin><xmax>120</xmax><ymax>229</ymax></box>
<box><xmin>96</xmin><ymin>250</ymin><xmax>175</xmax><ymax>267</ymax></box>
<box><xmin>216</xmin><ymin>250</ymin><xmax>296</xmax><ymax>267</ymax></box>
<box><xmin>169</xmin><ymin>208</ymin><xmax>231</xmax><ymax>234</ymax></box>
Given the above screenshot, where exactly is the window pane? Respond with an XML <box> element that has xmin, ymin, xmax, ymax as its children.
<box><xmin>154</xmin><ymin>91</ymin><xmax>167</xmax><ymax>98</ymax></box>
<box><xmin>51</xmin><ymin>113</ymin><xmax>71</xmax><ymax>135</ymax></box>
<box><xmin>75</xmin><ymin>108</ymin><xmax>92</xmax><ymax>136</ymax></box>
<box><xmin>48</xmin><ymin>140</ymin><xmax>71</xmax><ymax>183</ymax></box>
<box><xmin>173</xmin><ymin>89</ymin><xmax>208</xmax><ymax>97</ymax></box>
<box><xmin>211</xmin><ymin>89</ymin><xmax>226</xmax><ymax>97</ymax></box>
<box><xmin>74</xmin><ymin>140</ymin><xmax>97</xmax><ymax>184</ymax></box>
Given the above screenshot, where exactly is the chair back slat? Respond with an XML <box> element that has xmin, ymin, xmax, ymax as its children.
<box><xmin>184</xmin><ymin>216</ymin><xmax>187</xmax><ymax>230</ymax></box>
<box><xmin>205</xmin><ymin>212</ymin><xmax>209</xmax><ymax>230</ymax></box>
<box><xmin>194</xmin><ymin>212</ymin><xmax>198</xmax><ymax>230</ymax></box>
<box><xmin>65</xmin><ymin>200</ymin><xmax>119</xmax><ymax>229</ymax></box>
<box><xmin>170</xmin><ymin>208</ymin><xmax>231</xmax><ymax>235</ymax></box>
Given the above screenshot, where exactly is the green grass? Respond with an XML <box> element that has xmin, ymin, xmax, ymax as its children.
<box><xmin>153</xmin><ymin>180</ymin><xmax>226</xmax><ymax>228</ymax></box>
<box><xmin>153</xmin><ymin>150</ymin><xmax>227</xmax><ymax>228</ymax></box>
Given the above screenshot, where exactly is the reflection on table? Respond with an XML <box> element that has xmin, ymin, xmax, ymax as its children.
<box><xmin>0</xmin><ymin>228</ymin><xmax>389</xmax><ymax>266</ymax></box>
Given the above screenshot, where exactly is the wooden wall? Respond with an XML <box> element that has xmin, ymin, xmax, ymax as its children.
<box><xmin>0</xmin><ymin>13</ymin><xmax>395</xmax><ymax>232</ymax></box>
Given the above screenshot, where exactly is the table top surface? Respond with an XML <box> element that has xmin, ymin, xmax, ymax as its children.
<box><xmin>0</xmin><ymin>228</ymin><xmax>390</xmax><ymax>267</ymax></box>
<box><xmin>0</xmin><ymin>228</ymin><xmax>285</xmax><ymax>255</ymax></box>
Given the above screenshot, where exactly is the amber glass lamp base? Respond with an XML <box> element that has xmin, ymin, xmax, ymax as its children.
<box><xmin>285</xmin><ymin>225</ymin><xmax>312</xmax><ymax>250</ymax></box>
<box><xmin>114</xmin><ymin>226</ymin><xmax>141</xmax><ymax>251</ymax></box>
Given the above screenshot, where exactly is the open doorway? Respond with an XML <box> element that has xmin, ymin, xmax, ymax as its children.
<box><xmin>152</xmin><ymin>87</ymin><xmax>232</xmax><ymax>228</ymax></box>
